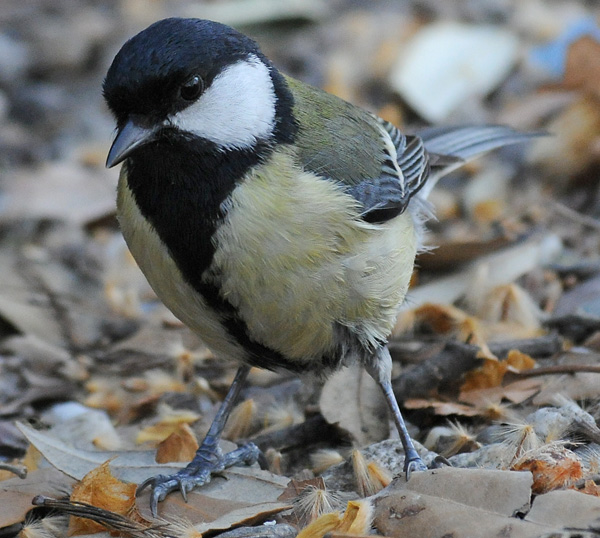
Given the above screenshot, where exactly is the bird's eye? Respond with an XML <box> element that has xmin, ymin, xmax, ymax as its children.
<box><xmin>180</xmin><ymin>75</ymin><xmax>204</xmax><ymax>101</ymax></box>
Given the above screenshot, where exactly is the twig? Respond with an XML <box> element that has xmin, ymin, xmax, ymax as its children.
<box><xmin>552</xmin><ymin>201</ymin><xmax>600</xmax><ymax>231</ymax></box>
<box><xmin>487</xmin><ymin>333</ymin><xmax>563</xmax><ymax>360</ymax></box>
<box><xmin>392</xmin><ymin>341</ymin><xmax>480</xmax><ymax>401</ymax></box>
<box><xmin>506</xmin><ymin>364</ymin><xmax>600</xmax><ymax>379</ymax></box>
<box><xmin>0</xmin><ymin>462</ymin><xmax>27</xmax><ymax>478</ymax></box>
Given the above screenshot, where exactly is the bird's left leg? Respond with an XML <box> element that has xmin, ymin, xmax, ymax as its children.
<box><xmin>138</xmin><ymin>364</ymin><xmax>260</xmax><ymax>516</ymax></box>
<box><xmin>364</xmin><ymin>346</ymin><xmax>427</xmax><ymax>476</ymax></box>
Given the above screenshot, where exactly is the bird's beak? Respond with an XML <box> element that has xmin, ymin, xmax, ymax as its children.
<box><xmin>106</xmin><ymin>119</ymin><xmax>159</xmax><ymax>168</ymax></box>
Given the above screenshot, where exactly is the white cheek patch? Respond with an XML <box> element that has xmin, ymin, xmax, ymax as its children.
<box><xmin>169</xmin><ymin>55</ymin><xmax>276</xmax><ymax>150</ymax></box>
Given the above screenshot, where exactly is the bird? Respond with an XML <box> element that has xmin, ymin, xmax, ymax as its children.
<box><xmin>103</xmin><ymin>17</ymin><xmax>536</xmax><ymax>516</ymax></box>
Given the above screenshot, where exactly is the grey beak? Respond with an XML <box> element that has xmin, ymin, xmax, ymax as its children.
<box><xmin>106</xmin><ymin>119</ymin><xmax>158</xmax><ymax>168</ymax></box>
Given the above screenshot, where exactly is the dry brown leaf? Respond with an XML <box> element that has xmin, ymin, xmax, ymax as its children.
<box><xmin>461</xmin><ymin>351</ymin><xmax>536</xmax><ymax>392</ymax></box>
<box><xmin>404</xmin><ymin>398</ymin><xmax>480</xmax><ymax>417</ymax></box>
<box><xmin>320</xmin><ymin>364</ymin><xmax>388</xmax><ymax>446</ymax></box>
<box><xmin>526</xmin><ymin>489</ymin><xmax>600</xmax><ymax>528</ymax></box>
<box><xmin>0</xmin><ymin>268</ymin><xmax>67</xmax><ymax>349</ymax></box>
<box><xmin>136</xmin><ymin>405</ymin><xmax>201</xmax><ymax>445</ymax></box>
<box><xmin>413</xmin><ymin>303</ymin><xmax>469</xmax><ymax>333</ymax></box>
<box><xmin>460</xmin><ymin>378</ymin><xmax>542</xmax><ymax>410</ymax></box>
<box><xmin>528</xmin><ymin>95</ymin><xmax>600</xmax><ymax>180</ymax></box>
<box><xmin>136</xmin><ymin>467</ymin><xmax>291</xmax><ymax>527</ymax></box>
<box><xmin>512</xmin><ymin>444</ymin><xmax>583</xmax><ymax>494</ymax></box>
<box><xmin>17</xmin><ymin>421</ymin><xmax>291</xmax><ymax>530</ymax></box>
<box><xmin>155</xmin><ymin>423</ymin><xmax>199</xmax><ymax>463</ymax></box>
<box><xmin>505</xmin><ymin>349</ymin><xmax>537</xmax><ymax>371</ymax></box>
<box><xmin>411</xmin><ymin>303</ymin><xmax>495</xmax><ymax>359</ymax></box>
<box><xmin>472</xmin><ymin>199</ymin><xmax>505</xmax><ymax>223</ymax></box>
<box><xmin>461</xmin><ymin>360</ymin><xmax>507</xmax><ymax>391</ymax></box>
<box><xmin>68</xmin><ymin>460</ymin><xmax>137</xmax><ymax>535</ymax></box>
<box><xmin>372</xmin><ymin>467</ymin><xmax>543</xmax><ymax>537</ymax></box>
<box><xmin>17</xmin><ymin>421</ymin><xmax>185</xmax><ymax>482</ymax></box>
<box><xmin>560</xmin><ymin>35</ymin><xmax>600</xmax><ymax>97</ymax></box>
<box><xmin>84</xmin><ymin>377</ymin><xmax>127</xmax><ymax>415</ymax></box>
<box><xmin>1</xmin><ymin>162</ymin><xmax>116</xmax><ymax>225</ymax></box>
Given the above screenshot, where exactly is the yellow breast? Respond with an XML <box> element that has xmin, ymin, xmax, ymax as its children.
<box><xmin>207</xmin><ymin>147</ymin><xmax>418</xmax><ymax>363</ymax></box>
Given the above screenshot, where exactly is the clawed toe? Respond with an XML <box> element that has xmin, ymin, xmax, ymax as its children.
<box><xmin>139</xmin><ymin>441</ymin><xmax>261</xmax><ymax>517</ymax></box>
<box><xmin>404</xmin><ymin>457</ymin><xmax>428</xmax><ymax>479</ymax></box>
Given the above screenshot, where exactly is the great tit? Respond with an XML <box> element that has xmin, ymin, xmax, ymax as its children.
<box><xmin>103</xmin><ymin>17</ymin><xmax>535</xmax><ymax>515</ymax></box>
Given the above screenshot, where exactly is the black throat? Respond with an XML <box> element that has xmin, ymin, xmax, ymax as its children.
<box><xmin>125</xmin><ymin>135</ymin><xmax>265</xmax><ymax>280</ymax></box>
<box><xmin>123</xmin><ymin>69</ymin><xmax>306</xmax><ymax>371</ymax></box>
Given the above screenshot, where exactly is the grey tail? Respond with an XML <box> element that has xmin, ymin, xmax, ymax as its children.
<box><xmin>417</xmin><ymin>125</ymin><xmax>544</xmax><ymax>199</ymax></box>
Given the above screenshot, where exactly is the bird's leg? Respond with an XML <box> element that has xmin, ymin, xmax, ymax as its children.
<box><xmin>365</xmin><ymin>346</ymin><xmax>427</xmax><ymax>477</ymax></box>
<box><xmin>138</xmin><ymin>364</ymin><xmax>260</xmax><ymax>516</ymax></box>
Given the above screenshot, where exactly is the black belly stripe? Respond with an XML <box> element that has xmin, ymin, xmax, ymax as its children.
<box><xmin>125</xmin><ymin>136</ymin><xmax>313</xmax><ymax>372</ymax></box>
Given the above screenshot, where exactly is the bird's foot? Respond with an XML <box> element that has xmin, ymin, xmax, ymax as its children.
<box><xmin>403</xmin><ymin>448</ymin><xmax>427</xmax><ymax>479</ymax></box>
<box><xmin>138</xmin><ymin>441</ymin><xmax>260</xmax><ymax>517</ymax></box>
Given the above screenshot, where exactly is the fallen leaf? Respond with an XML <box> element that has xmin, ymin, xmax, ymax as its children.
<box><xmin>136</xmin><ymin>466</ymin><xmax>291</xmax><ymax>527</ymax></box>
<box><xmin>404</xmin><ymin>398</ymin><xmax>480</xmax><ymax>417</ymax></box>
<box><xmin>409</xmin><ymin>303</ymin><xmax>495</xmax><ymax>359</ymax></box>
<box><xmin>461</xmin><ymin>351</ymin><xmax>536</xmax><ymax>392</ymax></box>
<box><xmin>278</xmin><ymin>477</ymin><xmax>326</xmax><ymax>502</ymax></box>
<box><xmin>0</xmin><ymin>162</ymin><xmax>116</xmax><ymax>225</ymax></box>
<box><xmin>559</xmin><ymin>35</ymin><xmax>600</xmax><ymax>97</ymax></box>
<box><xmin>136</xmin><ymin>405</ymin><xmax>201</xmax><ymax>445</ymax></box>
<box><xmin>17</xmin><ymin>421</ymin><xmax>291</xmax><ymax>531</ymax></box>
<box><xmin>528</xmin><ymin>95</ymin><xmax>600</xmax><ymax>180</ymax></box>
<box><xmin>512</xmin><ymin>444</ymin><xmax>583</xmax><ymax>494</ymax></box>
<box><xmin>320</xmin><ymin>364</ymin><xmax>388</xmax><ymax>446</ymax></box>
<box><xmin>526</xmin><ymin>489</ymin><xmax>600</xmax><ymax>528</ymax></box>
<box><xmin>17</xmin><ymin>421</ymin><xmax>184</xmax><ymax>482</ymax></box>
<box><xmin>68</xmin><ymin>460</ymin><xmax>137</xmax><ymax>535</ymax></box>
<box><xmin>155</xmin><ymin>423</ymin><xmax>199</xmax><ymax>463</ymax></box>
<box><xmin>392</xmin><ymin>467</ymin><xmax>532</xmax><ymax>515</ymax></box>
<box><xmin>477</xmin><ymin>284</ymin><xmax>543</xmax><ymax>331</ymax></box>
<box><xmin>372</xmin><ymin>468</ymin><xmax>545</xmax><ymax>538</ymax></box>
<box><xmin>460</xmin><ymin>377</ymin><xmax>542</xmax><ymax>408</ymax></box>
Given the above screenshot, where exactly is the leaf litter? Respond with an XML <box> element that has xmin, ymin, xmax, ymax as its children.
<box><xmin>4</xmin><ymin>1</ymin><xmax>600</xmax><ymax>537</ymax></box>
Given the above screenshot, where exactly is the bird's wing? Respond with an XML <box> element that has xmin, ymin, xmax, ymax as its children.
<box><xmin>287</xmin><ymin>77</ymin><xmax>431</xmax><ymax>223</ymax></box>
<box><xmin>286</xmin><ymin>77</ymin><xmax>539</xmax><ymax>222</ymax></box>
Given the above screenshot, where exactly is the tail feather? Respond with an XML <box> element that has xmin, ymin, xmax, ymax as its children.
<box><xmin>417</xmin><ymin>125</ymin><xmax>544</xmax><ymax>199</ymax></box>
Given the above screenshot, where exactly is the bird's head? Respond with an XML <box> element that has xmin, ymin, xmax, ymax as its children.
<box><xmin>103</xmin><ymin>18</ymin><xmax>292</xmax><ymax>167</ymax></box>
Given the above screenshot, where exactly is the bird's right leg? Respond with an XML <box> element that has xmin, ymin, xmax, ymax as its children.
<box><xmin>138</xmin><ymin>364</ymin><xmax>260</xmax><ymax>516</ymax></box>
